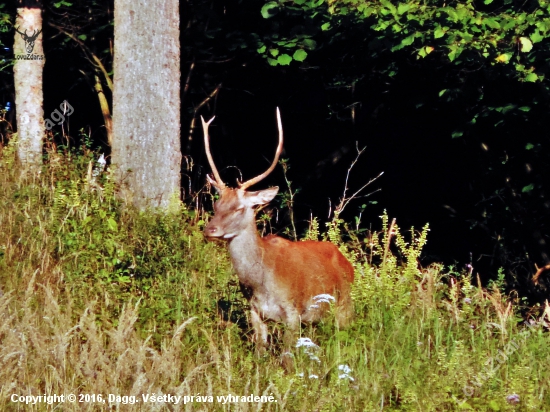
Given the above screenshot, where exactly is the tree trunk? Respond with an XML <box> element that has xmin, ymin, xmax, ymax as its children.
<box><xmin>13</xmin><ymin>4</ymin><xmax>45</xmax><ymax>175</ymax></box>
<box><xmin>111</xmin><ymin>0</ymin><xmax>181</xmax><ymax>210</ymax></box>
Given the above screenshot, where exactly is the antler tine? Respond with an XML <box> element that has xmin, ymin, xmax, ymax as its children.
<box><xmin>239</xmin><ymin>107</ymin><xmax>284</xmax><ymax>190</ymax></box>
<box><xmin>201</xmin><ymin>115</ymin><xmax>226</xmax><ymax>189</ymax></box>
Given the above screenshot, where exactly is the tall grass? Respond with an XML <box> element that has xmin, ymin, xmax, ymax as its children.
<box><xmin>0</xmin><ymin>140</ymin><xmax>549</xmax><ymax>411</ymax></box>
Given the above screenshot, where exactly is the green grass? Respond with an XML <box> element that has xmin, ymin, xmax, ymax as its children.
<box><xmin>0</xmin><ymin>140</ymin><xmax>549</xmax><ymax>411</ymax></box>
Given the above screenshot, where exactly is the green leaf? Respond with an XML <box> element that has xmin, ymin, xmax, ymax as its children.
<box><xmin>434</xmin><ymin>27</ymin><xmax>446</xmax><ymax>39</ymax></box>
<box><xmin>439</xmin><ymin>89</ymin><xmax>447</xmax><ymax>97</ymax></box>
<box><xmin>381</xmin><ymin>0</ymin><xmax>397</xmax><ymax>15</ymax></box>
<box><xmin>116</xmin><ymin>275</ymin><xmax>131</xmax><ymax>284</ymax></box>
<box><xmin>525</xmin><ymin>143</ymin><xmax>534</xmax><ymax>150</ymax></box>
<box><xmin>397</xmin><ymin>3</ymin><xmax>410</xmax><ymax>14</ymax></box>
<box><xmin>457</xmin><ymin>401</ymin><xmax>473</xmax><ymax>410</ymax></box>
<box><xmin>54</xmin><ymin>1</ymin><xmax>73</xmax><ymax>7</ymax></box>
<box><xmin>488</xmin><ymin>400</ymin><xmax>500</xmax><ymax>411</ymax></box>
<box><xmin>77</xmin><ymin>34</ymin><xmax>87</xmax><ymax>41</ymax></box>
<box><xmin>445</xmin><ymin>7</ymin><xmax>459</xmax><ymax>23</ymax></box>
<box><xmin>497</xmin><ymin>104</ymin><xmax>515</xmax><ymax>115</ymax></box>
<box><xmin>519</xmin><ymin>37</ymin><xmax>533</xmax><ymax>52</ymax></box>
<box><xmin>267</xmin><ymin>57</ymin><xmax>278</xmax><ymax>66</ymax></box>
<box><xmin>360</xmin><ymin>5</ymin><xmax>377</xmax><ymax>17</ymax></box>
<box><xmin>495</xmin><ymin>53</ymin><xmax>510</xmax><ymax>63</ymax></box>
<box><xmin>302</xmin><ymin>38</ymin><xmax>317</xmax><ymax>50</ymax></box>
<box><xmin>454</xmin><ymin>6</ymin><xmax>470</xmax><ymax>22</ymax></box>
<box><xmin>269</xmin><ymin>48</ymin><xmax>279</xmax><ymax>57</ymax></box>
<box><xmin>277</xmin><ymin>54</ymin><xmax>292</xmax><ymax>65</ymax></box>
<box><xmin>484</xmin><ymin>0</ymin><xmax>494</xmax><ymax>4</ymax></box>
<box><xmin>522</xmin><ymin>184</ymin><xmax>534</xmax><ymax>193</ymax></box>
<box><xmin>501</xmin><ymin>18</ymin><xmax>517</xmax><ymax>31</ymax></box>
<box><xmin>451</xmin><ymin>130</ymin><xmax>463</xmax><ymax>138</ymax></box>
<box><xmin>524</xmin><ymin>72</ymin><xmax>538</xmax><ymax>82</ymax></box>
<box><xmin>321</xmin><ymin>22</ymin><xmax>331</xmax><ymax>31</ymax></box>
<box><xmin>401</xmin><ymin>34</ymin><xmax>415</xmax><ymax>46</ymax></box>
<box><xmin>518</xmin><ymin>106</ymin><xmax>531</xmax><ymax>112</ymax></box>
<box><xmin>293</xmin><ymin>49</ymin><xmax>308</xmax><ymax>62</ymax></box>
<box><xmin>530</xmin><ymin>31</ymin><xmax>544</xmax><ymax>44</ymax></box>
<box><xmin>418</xmin><ymin>46</ymin><xmax>434</xmax><ymax>58</ymax></box>
<box><xmin>448</xmin><ymin>44</ymin><xmax>463</xmax><ymax>62</ymax></box>
<box><xmin>107</xmin><ymin>218</ymin><xmax>118</xmax><ymax>232</ymax></box>
<box><xmin>484</xmin><ymin>18</ymin><xmax>500</xmax><ymax>29</ymax></box>
<box><xmin>257</xmin><ymin>45</ymin><xmax>266</xmax><ymax>54</ymax></box>
<box><xmin>261</xmin><ymin>2</ymin><xmax>279</xmax><ymax>19</ymax></box>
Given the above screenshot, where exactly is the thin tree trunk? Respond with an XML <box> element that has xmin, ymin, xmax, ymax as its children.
<box><xmin>94</xmin><ymin>75</ymin><xmax>113</xmax><ymax>146</ymax></box>
<box><xmin>13</xmin><ymin>5</ymin><xmax>45</xmax><ymax>175</ymax></box>
<box><xmin>111</xmin><ymin>0</ymin><xmax>181</xmax><ymax>210</ymax></box>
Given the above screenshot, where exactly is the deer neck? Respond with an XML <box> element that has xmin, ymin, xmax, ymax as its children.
<box><xmin>227</xmin><ymin>221</ymin><xmax>267</xmax><ymax>289</ymax></box>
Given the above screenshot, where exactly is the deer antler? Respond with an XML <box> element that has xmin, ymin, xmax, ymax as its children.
<box><xmin>239</xmin><ymin>107</ymin><xmax>283</xmax><ymax>190</ymax></box>
<box><xmin>27</xmin><ymin>29</ymin><xmax>42</xmax><ymax>41</ymax></box>
<box><xmin>201</xmin><ymin>115</ymin><xmax>226</xmax><ymax>190</ymax></box>
<box><xmin>14</xmin><ymin>26</ymin><xmax>26</xmax><ymax>37</ymax></box>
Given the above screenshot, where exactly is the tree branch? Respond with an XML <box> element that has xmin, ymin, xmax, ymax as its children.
<box><xmin>48</xmin><ymin>22</ymin><xmax>113</xmax><ymax>91</ymax></box>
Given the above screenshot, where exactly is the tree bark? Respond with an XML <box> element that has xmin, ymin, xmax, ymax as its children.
<box><xmin>111</xmin><ymin>0</ymin><xmax>181</xmax><ymax>210</ymax></box>
<box><xmin>13</xmin><ymin>5</ymin><xmax>45</xmax><ymax>175</ymax></box>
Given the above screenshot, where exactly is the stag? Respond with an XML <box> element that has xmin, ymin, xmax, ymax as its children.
<box><xmin>15</xmin><ymin>26</ymin><xmax>42</xmax><ymax>54</ymax></box>
<box><xmin>202</xmin><ymin>109</ymin><xmax>354</xmax><ymax>352</ymax></box>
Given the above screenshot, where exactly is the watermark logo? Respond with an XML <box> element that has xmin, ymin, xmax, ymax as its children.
<box><xmin>14</xmin><ymin>26</ymin><xmax>44</xmax><ymax>61</ymax></box>
<box><xmin>45</xmin><ymin>100</ymin><xmax>74</xmax><ymax>131</ymax></box>
<box><xmin>15</xmin><ymin>26</ymin><xmax>41</xmax><ymax>53</ymax></box>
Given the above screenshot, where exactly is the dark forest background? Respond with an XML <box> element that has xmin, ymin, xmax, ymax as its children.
<box><xmin>2</xmin><ymin>0</ymin><xmax>550</xmax><ymax>299</ymax></box>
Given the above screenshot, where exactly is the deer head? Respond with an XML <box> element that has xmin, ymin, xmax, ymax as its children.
<box><xmin>203</xmin><ymin>108</ymin><xmax>283</xmax><ymax>240</ymax></box>
<box><xmin>15</xmin><ymin>26</ymin><xmax>42</xmax><ymax>54</ymax></box>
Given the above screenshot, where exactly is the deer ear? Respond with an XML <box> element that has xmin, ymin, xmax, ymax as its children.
<box><xmin>245</xmin><ymin>186</ymin><xmax>279</xmax><ymax>205</ymax></box>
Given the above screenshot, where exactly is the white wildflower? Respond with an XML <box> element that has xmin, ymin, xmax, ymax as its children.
<box><xmin>296</xmin><ymin>337</ymin><xmax>318</xmax><ymax>348</ymax></box>
<box><xmin>313</xmin><ymin>294</ymin><xmax>336</xmax><ymax>304</ymax></box>
<box><xmin>339</xmin><ymin>374</ymin><xmax>355</xmax><ymax>381</ymax></box>
<box><xmin>338</xmin><ymin>364</ymin><xmax>354</xmax><ymax>381</ymax></box>
<box><xmin>91</xmin><ymin>153</ymin><xmax>108</xmax><ymax>183</ymax></box>
<box><xmin>97</xmin><ymin>153</ymin><xmax>106</xmax><ymax>167</ymax></box>
<box><xmin>309</xmin><ymin>355</ymin><xmax>321</xmax><ymax>363</ymax></box>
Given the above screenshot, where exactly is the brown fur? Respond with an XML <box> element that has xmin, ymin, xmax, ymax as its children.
<box><xmin>261</xmin><ymin>235</ymin><xmax>354</xmax><ymax>325</ymax></box>
<box><xmin>205</xmin><ymin>187</ymin><xmax>355</xmax><ymax>349</ymax></box>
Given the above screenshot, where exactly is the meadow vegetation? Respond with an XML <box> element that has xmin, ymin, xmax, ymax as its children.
<box><xmin>0</xmin><ymin>139</ymin><xmax>549</xmax><ymax>411</ymax></box>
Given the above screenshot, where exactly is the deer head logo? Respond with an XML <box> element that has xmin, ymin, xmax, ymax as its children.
<box><xmin>15</xmin><ymin>26</ymin><xmax>42</xmax><ymax>54</ymax></box>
